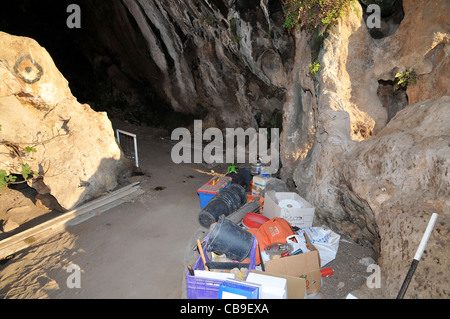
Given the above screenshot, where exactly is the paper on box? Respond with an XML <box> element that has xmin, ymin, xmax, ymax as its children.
<box><xmin>194</xmin><ymin>270</ymin><xmax>235</xmax><ymax>281</ymax></box>
<box><xmin>246</xmin><ymin>272</ymin><xmax>287</xmax><ymax>299</ymax></box>
<box><xmin>251</xmin><ymin>270</ymin><xmax>306</xmax><ymax>299</ymax></box>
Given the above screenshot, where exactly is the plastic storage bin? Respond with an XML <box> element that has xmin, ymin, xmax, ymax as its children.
<box><xmin>197</xmin><ymin>176</ymin><xmax>232</xmax><ymax>209</ymax></box>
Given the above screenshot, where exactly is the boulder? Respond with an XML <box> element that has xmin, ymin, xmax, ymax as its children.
<box><xmin>280</xmin><ymin>0</ymin><xmax>449</xmax><ymax>298</ymax></box>
<box><xmin>342</xmin><ymin>97</ymin><xmax>450</xmax><ymax>298</ymax></box>
<box><xmin>0</xmin><ymin>32</ymin><xmax>130</xmax><ymax>210</ymax></box>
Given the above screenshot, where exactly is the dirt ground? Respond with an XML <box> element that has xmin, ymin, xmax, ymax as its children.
<box><xmin>0</xmin><ymin>119</ymin><xmax>382</xmax><ymax>299</ymax></box>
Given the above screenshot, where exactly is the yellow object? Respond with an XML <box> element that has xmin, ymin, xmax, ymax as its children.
<box><xmin>230</xmin><ymin>267</ymin><xmax>248</xmax><ymax>281</ymax></box>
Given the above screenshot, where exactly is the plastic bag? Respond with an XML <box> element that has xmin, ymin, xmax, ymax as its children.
<box><xmin>286</xmin><ymin>234</ymin><xmax>310</xmax><ymax>255</ymax></box>
<box><xmin>298</xmin><ymin>227</ymin><xmax>340</xmax><ymax>267</ymax></box>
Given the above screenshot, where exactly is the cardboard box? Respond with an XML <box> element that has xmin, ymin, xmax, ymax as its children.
<box><xmin>264</xmin><ymin>234</ymin><xmax>322</xmax><ymax>295</ymax></box>
<box><xmin>246</xmin><ymin>272</ymin><xmax>287</xmax><ymax>299</ymax></box>
<box><xmin>250</xmin><ymin>270</ymin><xmax>306</xmax><ymax>299</ymax></box>
<box><xmin>263</xmin><ymin>192</ymin><xmax>315</xmax><ymax>228</ymax></box>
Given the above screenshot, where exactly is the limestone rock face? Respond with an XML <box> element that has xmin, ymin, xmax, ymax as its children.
<box><xmin>71</xmin><ymin>0</ymin><xmax>295</xmax><ymax>129</ymax></box>
<box><xmin>342</xmin><ymin>97</ymin><xmax>450</xmax><ymax>298</ymax></box>
<box><xmin>280</xmin><ymin>0</ymin><xmax>449</xmax><ymax>298</ymax></box>
<box><xmin>0</xmin><ymin>32</ymin><xmax>129</xmax><ymax>210</ymax></box>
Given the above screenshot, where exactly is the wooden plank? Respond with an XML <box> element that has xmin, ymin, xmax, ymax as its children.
<box><xmin>67</xmin><ymin>181</ymin><xmax>141</xmax><ymax>214</ymax></box>
<box><xmin>0</xmin><ymin>183</ymin><xmax>141</xmax><ymax>260</ymax></box>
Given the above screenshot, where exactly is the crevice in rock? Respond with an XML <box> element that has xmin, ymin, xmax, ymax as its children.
<box><xmin>208</xmin><ymin>0</ymin><xmax>229</xmax><ymax>17</ymax></box>
<box><xmin>337</xmin><ymin>184</ymin><xmax>381</xmax><ymax>257</ymax></box>
<box><xmin>360</xmin><ymin>0</ymin><xmax>405</xmax><ymax>39</ymax></box>
<box><xmin>167</xmin><ymin>13</ymin><xmax>189</xmax><ymax>46</ymax></box>
<box><xmin>0</xmin><ymin>175</ymin><xmax>64</xmax><ymax>241</ymax></box>
<box><xmin>137</xmin><ymin>3</ymin><xmax>175</xmax><ymax>71</ymax></box>
<box><xmin>236</xmin><ymin>0</ymin><xmax>268</xmax><ymax>29</ymax></box>
<box><xmin>377</xmin><ymin>79</ymin><xmax>408</xmax><ymax>123</ymax></box>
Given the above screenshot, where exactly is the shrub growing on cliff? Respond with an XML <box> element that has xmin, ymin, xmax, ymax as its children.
<box><xmin>394</xmin><ymin>68</ymin><xmax>417</xmax><ymax>91</ymax></box>
<box><xmin>282</xmin><ymin>0</ymin><xmax>359</xmax><ymax>30</ymax></box>
<box><xmin>309</xmin><ymin>61</ymin><xmax>321</xmax><ymax>76</ymax></box>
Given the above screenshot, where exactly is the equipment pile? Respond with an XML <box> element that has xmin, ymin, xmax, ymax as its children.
<box><xmin>186</xmin><ymin>166</ymin><xmax>341</xmax><ymax>299</ymax></box>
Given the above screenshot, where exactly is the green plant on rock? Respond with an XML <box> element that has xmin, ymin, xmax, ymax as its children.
<box><xmin>281</xmin><ymin>0</ymin><xmax>359</xmax><ymax>31</ymax></box>
<box><xmin>394</xmin><ymin>68</ymin><xmax>417</xmax><ymax>91</ymax></box>
<box><xmin>200</xmin><ymin>15</ymin><xmax>214</xmax><ymax>26</ymax></box>
<box><xmin>0</xmin><ymin>144</ymin><xmax>40</xmax><ymax>189</ymax></box>
<box><xmin>0</xmin><ymin>123</ymin><xmax>68</xmax><ymax>190</ymax></box>
<box><xmin>0</xmin><ymin>170</ymin><xmax>17</xmax><ymax>188</ymax></box>
<box><xmin>231</xmin><ymin>35</ymin><xmax>243</xmax><ymax>43</ymax></box>
<box><xmin>309</xmin><ymin>61</ymin><xmax>321</xmax><ymax>76</ymax></box>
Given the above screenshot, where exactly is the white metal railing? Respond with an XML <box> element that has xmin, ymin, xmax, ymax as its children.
<box><xmin>116</xmin><ymin>129</ymin><xmax>139</xmax><ymax>168</ymax></box>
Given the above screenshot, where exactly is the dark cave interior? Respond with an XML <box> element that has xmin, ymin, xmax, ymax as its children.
<box><xmin>0</xmin><ymin>0</ymin><xmax>406</xmax><ymax>131</ymax></box>
<box><xmin>0</xmin><ymin>0</ymin><xmax>198</xmax><ymax>130</ymax></box>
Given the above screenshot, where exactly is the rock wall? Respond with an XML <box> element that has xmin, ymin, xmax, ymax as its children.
<box><xmin>281</xmin><ymin>0</ymin><xmax>449</xmax><ymax>298</ymax></box>
<box><xmin>0</xmin><ymin>0</ymin><xmax>448</xmax><ymax>298</ymax></box>
<box><xmin>0</xmin><ymin>32</ymin><xmax>130</xmax><ymax>211</ymax></box>
<box><xmin>343</xmin><ymin>96</ymin><xmax>449</xmax><ymax>298</ymax></box>
<box><xmin>72</xmin><ymin>0</ymin><xmax>295</xmax><ymax>129</ymax></box>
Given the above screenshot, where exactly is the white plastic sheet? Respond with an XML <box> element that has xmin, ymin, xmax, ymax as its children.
<box><xmin>298</xmin><ymin>227</ymin><xmax>341</xmax><ymax>267</ymax></box>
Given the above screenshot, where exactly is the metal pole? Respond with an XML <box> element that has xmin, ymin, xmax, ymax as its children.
<box><xmin>116</xmin><ymin>129</ymin><xmax>139</xmax><ymax>168</ymax></box>
<box><xmin>133</xmin><ymin>133</ymin><xmax>139</xmax><ymax>168</ymax></box>
<box><xmin>396</xmin><ymin>213</ymin><xmax>438</xmax><ymax>299</ymax></box>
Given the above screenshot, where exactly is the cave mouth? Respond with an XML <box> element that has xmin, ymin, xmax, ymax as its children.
<box><xmin>377</xmin><ymin>79</ymin><xmax>408</xmax><ymax>123</ymax></box>
<box><xmin>0</xmin><ymin>0</ymin><xmax>197</xmax><ymax>131</ymax></box>
<box><xmin>360</xmin><ymin>0</ymin><xmax>405</xmax><ymax>39</ymax></box>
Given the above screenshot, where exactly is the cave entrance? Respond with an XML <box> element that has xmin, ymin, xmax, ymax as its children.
<box><xmin>377</xmin><ymin>79</ymin><xmax>408</xmax><ymax>123</ymax></box>
<box><xmin>360</xmin><ymin>0</ymin><xmax>405</xmax><ymax>39</ymax></box>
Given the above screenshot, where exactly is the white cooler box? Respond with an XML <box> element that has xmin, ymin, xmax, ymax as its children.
<box><xmin>263</xmin><ymin>192</ymin><xmax>315</xmax><ymax>228</ymax></box>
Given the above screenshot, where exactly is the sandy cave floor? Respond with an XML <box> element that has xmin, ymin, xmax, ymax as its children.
<box><xmin>0</xmin><ymin>120</ymin><xmax>382</xmax><ymax>299</ymax></box>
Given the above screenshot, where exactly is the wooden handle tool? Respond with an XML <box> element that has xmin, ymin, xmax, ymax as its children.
<box><xmin>197</xmin><ymin>239</ymin><xmax>209</xmax><ymax>271</ymax></box>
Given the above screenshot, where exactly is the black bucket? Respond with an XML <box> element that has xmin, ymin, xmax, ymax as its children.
<box><xmin>198</xmin><ymin>183</ymin><xmax>247</xmax><ymax>228</ymax></box>
<box><xmin>238</xmin><ymin>167</ymin><xmax>252</xmax><ymax>191</ymax></box>
<box><xmin>206</xmin><ymin>215</ymin><xmax>254</xmax><ymax>261</ymax></box>
<box><xmin>217</xmin><ymin>190</ymin><xmax>240</xmax><ymax>211</ymax></box>
<box><xmin>227</xmin><ymin>184</ymin><xmax>247</xmax><ymax>206</ymax></box>
<box><xmin>198</xmin><ymin>197</ymin><xmax>232</xmax><ymax>228</ymax></box>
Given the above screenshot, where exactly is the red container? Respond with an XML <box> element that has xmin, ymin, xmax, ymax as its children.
<box><xmin>321</xmin><ymin>268</ymin><xmax>334</xmax><ymax>277</ymax></box>
<box><xmin>242</xmin><ymin>212</ymin><xmax>270</xmax><ymax>228</ymax></box>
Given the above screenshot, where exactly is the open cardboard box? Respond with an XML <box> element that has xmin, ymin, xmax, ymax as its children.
<box><xmin>263</xmin><ymin>233</ymin><xmax>322</xmax><ymax>295</ymax></box>
<box><xmin>249</xmin><ymin>270</ymin><xmax>306</xmax><ymax>299</ymax></box>
<box><xmin>263</xmin><ymin>191</ymin><xmax>315</xmax><ymax>228</ymax></box>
